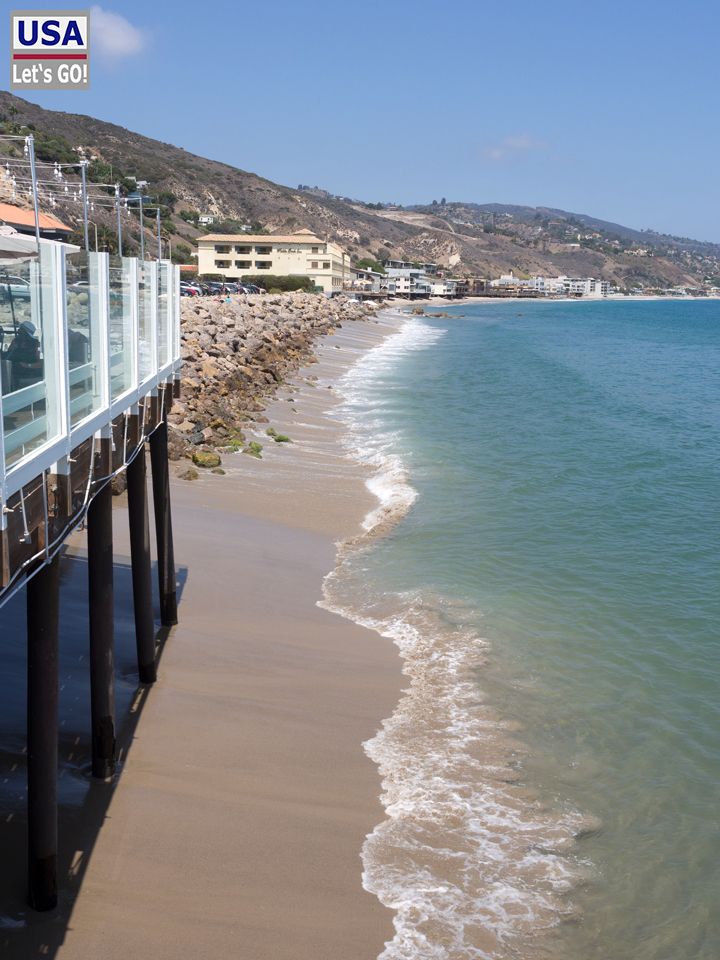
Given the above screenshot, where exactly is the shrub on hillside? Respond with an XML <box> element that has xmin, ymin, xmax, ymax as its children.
<box><xmin>211</xmin><ymin>219</ymin><xmax>254</xmax><ymax>235</ymax></box>
<box><xmin>172</xmin><ymin>243</ymin><xmax>193</xmax><ymax>264</ymax></box>
<box><xmin>356</xmin><ymin>258</ymin><xmax>386</xmax><ymax>274</ymax></box>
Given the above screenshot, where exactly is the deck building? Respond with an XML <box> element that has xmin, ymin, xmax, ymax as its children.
<box><xmin>1</xmin><ymin>230</ymin><xmax>182</xmax><ymax>910</ymax></box>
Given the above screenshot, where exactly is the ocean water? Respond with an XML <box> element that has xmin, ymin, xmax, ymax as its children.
<box><xmin>322</xmin><ymin>300</ymin><xmax>720</xmax><ymax>960</ymax></box>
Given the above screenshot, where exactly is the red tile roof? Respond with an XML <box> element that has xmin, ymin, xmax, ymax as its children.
<box><xmin>0</xmin><ymin>202</ymin><xmax>72</xmax><ymax>233</ymax></box>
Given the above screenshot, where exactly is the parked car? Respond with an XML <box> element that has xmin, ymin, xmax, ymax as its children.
<box><xmin>180</xmin><ymin>281</ymin><xmax>201</xmax><ymax>297</ymax></box>
<box><xmin>241</xmin><ymin>283</ymin><xmax>262</xmax><ymax>294</ymax></box>
<box><xmin>0</xmin><ymin>275</ymin><xmax>32</xmax><ymax>301</ymax></box>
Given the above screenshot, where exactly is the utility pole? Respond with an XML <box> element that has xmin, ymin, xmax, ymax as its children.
<box><xmin>26</xmin><ymin>135</ymin><xmax>41</xmax><ymax>247</ymax></box>
<box><xmin>139</xmin><ymin>196</ymin><xmax>145</xmax><ymax>261</ymax></box>
<box><xmin>115</xmin><ymin>183</ymin><xmax>123</xmax><ymax>256</ymax></box>
<box><xmin>80</xmin><ymin>160</ymin><xmax>90</xmax><ymax>254</ymax></box>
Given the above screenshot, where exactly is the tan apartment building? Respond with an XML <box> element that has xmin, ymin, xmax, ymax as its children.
<box><xmin>196</xmin><ymin>228</ymin><xmax>349</xmax><ymax>292</ymax></box>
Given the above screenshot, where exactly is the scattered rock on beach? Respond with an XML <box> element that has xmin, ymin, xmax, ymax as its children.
<box><xmin>266</xmin><ymin>428</ymin><xmax>291</xmax><ymax>443</ymax></box>
<box><xmin>243</xmin><ymin>441</ymin><xmax>263</xmax><ymax>459</ymax></box>
<box><xmin>178</xmin><ymin>466</ymin><xmax>199</xmax><ymax>481</ymax></box>
<box><xmin>170</xmin><ymin>293</ymin><xmax>379</xmax><ymax>457</ymax></box>
<box><xmin>192</xmin><ymin>450</ymin><xmax>222</xmax><ymax>469</ymax></box>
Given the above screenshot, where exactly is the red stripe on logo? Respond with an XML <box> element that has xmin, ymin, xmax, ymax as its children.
<box><xmin>13</xmin><ymin>53</ymin><xmax>87</xmax><ymax>60</ymax></box>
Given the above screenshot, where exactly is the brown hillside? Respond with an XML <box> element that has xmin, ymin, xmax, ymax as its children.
<box><xmin>1</xmin><ymin>92</ymin><xmax>716</xmax><ymax>288</ymax></box>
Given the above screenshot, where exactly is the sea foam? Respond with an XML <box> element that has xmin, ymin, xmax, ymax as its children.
<box><xmin>319</xmin><ymin>312</ymin><xmax>586</xmax><ymax>959</ymax></box>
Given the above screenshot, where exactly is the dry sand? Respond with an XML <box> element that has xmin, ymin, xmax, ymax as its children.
<box><xmin>5</xmin><ymin>311</ymin><xmax>407</xmax><ymax>960</ymax></box>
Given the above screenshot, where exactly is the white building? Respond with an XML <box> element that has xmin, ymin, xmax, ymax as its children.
<box><xmin>384</xmin><ymin>267</ymin><xmax>421</xmax><ymax>296</ymax></box>
<box><xmin>561</xmin><ymin>277</ymin><xmax>610</xmax><ymax>297</ymax></box>
<box><xmin>430</xmin><ymin>279</ymin><xmax>458</xmax><ymax>297</ymax></box>
<box><xmin>385</xmin><ymin>259</ymin><xmax>440</xmax><ymax>275</ymax></box>
<box><xmin>349</xmin><ymin>267</ymin><xmax>385</xmax><ymax>292</ymax></box>
<box><xmin>527</xmin><ymin>275</ymin><xmax>611</xmax><ymax>298</ymax></box>
<box><xmin>388</xmin><ymin>274</ymin><xmax>431</xmax><ymax>296</ymax></box>
<box><xmin>490</xmin><ymin>272</ymin><xmax>532</xmax><ymax>289</ymax></box>
<box><xmin>529</xmin><ymin>275</ymin><xmax>566</xmax><ymax>295</ymax></box>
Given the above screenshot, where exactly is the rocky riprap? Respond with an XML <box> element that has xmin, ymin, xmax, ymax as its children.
<box><xmin>168</xmin><ymin>293</ymin><xmax>378</xmax><ymax>461</ymax></box>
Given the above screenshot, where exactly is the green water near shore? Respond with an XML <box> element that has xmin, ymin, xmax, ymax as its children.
<box><xmin>335</xmin><ymin>299</ymin><xmax>719</xmax><ymax>958</ymax></box>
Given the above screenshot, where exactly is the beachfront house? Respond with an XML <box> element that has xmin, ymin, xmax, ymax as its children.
<box><xmin>384</xmin><ymin>259</ymin><xmax>440</xmax><ymax>276</ymax></box>
<box><xmin>560</xmin><ymin>277</ymin><xmax>610</xmax><ymax>297</ymax></box>
<box><xmin>529</xmin><ymin>275</ymin><xmax>567</xmax><ymax>296</ymax></box>
<box><xmin>495</xmin><ymin>273</ymin><xmax>611</xmax><ymax>298</ymax></box>
<box><xmin>430</xmin><ymin>279</ymin><xmax>458</xmax><ymax>297</ymax></box>
<box><xmin>382</xmin><ymin>268</ymin><xmax>431</xmax><ymax>298</ymax></box>
<box><xmin>196</xmin><ymin>228</ymin><xmax>349</xmax><ymax>293</ymax></box>
<box><xmin>349</xmin><ymin>267</ymin><xmax>385</xmax><ymax>292</ymax></box>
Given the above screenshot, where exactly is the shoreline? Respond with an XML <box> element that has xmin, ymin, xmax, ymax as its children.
<box><xmin>0</xmin><ymin>308</ymin><xmax>408</xmax><ymax>959</ymax></box>
<box><xmin>416</xmin><ymin>293</ymin><xmax>718</xmax><ymax>307</ymax></box>
<box><xmin>308</xmin><ymin>308</ymin><xmax>590</xmax><ymax>958</ymax></box>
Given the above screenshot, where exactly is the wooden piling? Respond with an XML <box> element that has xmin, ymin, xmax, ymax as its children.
<box><xmin>149</xmin><ymin>418</ymin><xmax>178</xmax><ymax>626</ymax></box>
<box><xmin>87</xmin><ymin>455</ymin><xmax>116</xmax><ymax>779</ymax></box>
<box><xmin>26</xmin><ymin>553</ymin><xmax>61</xmax><ymax>912</ymax></box>
<box><xmin>126</xmin><ymin>441</ymin><xmax>157</xmax><ymax>684</ymax></box>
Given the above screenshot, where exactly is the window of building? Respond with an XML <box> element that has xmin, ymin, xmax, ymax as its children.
<box><xmin>311</xmin><ymin>247</ymin><xmax>319</xmax><ymax>254</ymax></box>
<box><xmin>235</xmin><ymin>260</ymin><xmax>252</xmax><ymax>269</ymax></box>
<box><xmin>311</xmin><ymin>261</ymin><xmax>319</xmax><ymax>269</ymax></box>
<box><xmin>214</xmin><ymin>245</ymin><xmax>230</xmax><ymax>254</ymax></box>
<box><xmin>255</xmin><ymin>245</ymin><xmax>272</xmax><ymax>255</ymax></box>
<box><xmin>255</xmin><ymin>261</ymin><xmax>272</xmax><ymax>269</ymax></box>
<box><xmin>215</xmin><ymin>260</ymin><xmax>230</xmax><ymax>268</ymax></box>
<box><xmin>235</xmin><ymin>245</ymin><xmax>252</xmax><ymax>254</ymax></box>
<box><xmin>323</xmin><ymin>262</ymin><xmax>330</xmax><ymax>270</ymax></box>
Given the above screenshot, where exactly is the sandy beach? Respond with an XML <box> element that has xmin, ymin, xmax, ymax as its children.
<box><xmin>0</xmin><ymin>310</ymin><xmax>405</xmax><ymax>960</ymax></box>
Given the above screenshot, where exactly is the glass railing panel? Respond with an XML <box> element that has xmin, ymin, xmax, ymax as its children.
<box><xmin>109</xmin><ymin>256</ymin><xmax>135</xmax><ymax>400</ymax></box>
<box><xmin>137</xmin><ymin>261</ymin><xmax>156</xmax><ymax>382</ymax></box>
<box><xmin>66</xmin><ymin>251</ymin><xmax>103</xmax><ymax>427</ymax></box>
<box><xmin>158</xmin><ymin>261</ymin><xmax>171</xmax><ymax>369</ymax></box>
<box><xmin>1</xmin><ymin>244</ymin><xmax>61</xmax><ymax>467</ymax></box>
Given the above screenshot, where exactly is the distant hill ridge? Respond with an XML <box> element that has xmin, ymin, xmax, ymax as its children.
<box><xmin>1</xmin><ymin>91</ymin><xmax>717</xmax><ymax>290</ymax></box>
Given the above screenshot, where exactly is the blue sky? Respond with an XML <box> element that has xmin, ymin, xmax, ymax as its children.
<box><xmin>3</xmin><ymin>0</ymin><xmax>719</xmax><ymax>241</ymax></box>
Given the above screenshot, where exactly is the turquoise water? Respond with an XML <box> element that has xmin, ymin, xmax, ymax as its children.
<box><xmin>328</xmin><ymin>300</ymin><xmax>720</xmax><ymax>959</ymax></box>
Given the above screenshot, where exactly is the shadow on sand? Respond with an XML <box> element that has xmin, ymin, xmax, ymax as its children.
<box><xmin>0</xmin><ymin>549</ymin><xmax>187</xmax><ymax>957</ymax></box>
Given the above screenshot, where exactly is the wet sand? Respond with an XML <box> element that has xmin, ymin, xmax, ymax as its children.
<box><xmin>2</xmin><ymin>311</ymin><xmax>406</xmax><ymax>959</ymax></box>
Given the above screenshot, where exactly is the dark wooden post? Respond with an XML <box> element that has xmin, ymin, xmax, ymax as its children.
<box><xmin>87</xmin><ymin>460</ymin><xmax>116</xmax><ymax>779</ymax></box>
<box><xmin>126</xmin><ymin>443</ymin><xmax>157</xmax><ymax>683</ymax></box>
<box><xmin>149</xmin><ymin>418</ymin><xmax>178</xmax><ymax>626</ymax></box>
<box><xmin>27</xmin><ymin>553</ymin><xmax>61</xmax><ymax>911</ymax></box>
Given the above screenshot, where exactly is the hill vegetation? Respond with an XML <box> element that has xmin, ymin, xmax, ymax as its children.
<box><xmin>1</xmin><ymin>92</ymin><xmax>718</xmax><ymax>289</ymax></box>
